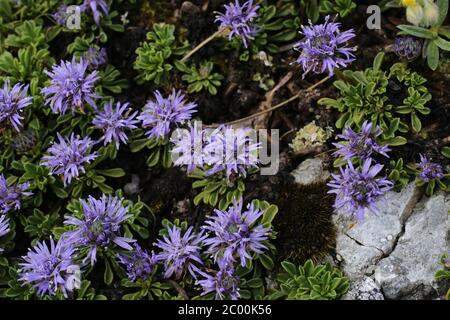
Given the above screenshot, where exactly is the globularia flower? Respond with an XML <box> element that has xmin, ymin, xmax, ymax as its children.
<box><xmin>0</xmin><ymin>80</ymin><xmax>33</xmax><ymax>132</ymax></box>
<box><xmin>294</xmin><ymin>15</ymin><xmax>356</xmax><ymax>77</ymax></box>
<box><xmin>93</xmin><ymin>100</ymin><xmax>139</xmax><ymax>149</ymax></box>
<box><xmin>83</xmin><ymin>47</ymin><xmax>108</xmax><ymax>69</ymax></box>
<box><xmin>327</xmin><ymin>159</ymin><xmax>393</xmax><ymax>220</ymax></box>
<box><xmin>0</xmin><ymin>174</ymin><xmax>32</xmax><ymax>214</ymax></box>
<box><xmin>19</xmin><ymin>237</ymin><xmax>79</xmax><ymax>297</ymax></box>
<box><xmin>198</xmin><ymin>258</ymin><xmax>240</xmax><ymax>300</ymax></box>
<box><xmin>64</xmin><ymin>195</ymin><xmax>135</xmax><ymax>266</ymax></box>
<box><xmin>333</xmin><ymin>121</ymin><xmax>390</xmax><ymax>161</ymax></box>
<box><xmin>42</xmin><ymin>58</ymin><xmax>100</xmax><ymax>115</ymax></box>
<box><xmin>138</xmin><ymin>89</ymin><xmax>197</xmax><ymax>140</ymax></box>
<box><xmin>0</xmin><ymin>214</ymin><xmax>10</xmax><ymax>253</ymax></box>
<box><xmin>202</xmin><ymin>201</ymin><xmax>270</xmax><ymax>267</ymax></box>
<box><xmin>81</xmin><ymin>0</ymin><xmax>109</xmax><ymax>25</ymax></box>
<box><xmin>171</xmin><ymin>123</ymin><xmax>205</xmax><ymax>174</ymax></box>
<box><xmin>41</xmin><ymin>133</ymin><xmax>97</xmax><ymax>186</ymax></box>
<box><xmin>52</xmin><ymin>4</ymin><xmax>69</xmax><ymax>26</ymax></box>
<box><xmin>417</xmin><ymin>154</ymin><xmax>445</xmax><ymax>182</ymax></box>
<box><xmin>393</xmin><ymin>36</ymin><xmax>422</xmax><ymax>61</ymax></box>
<box><xmin>204</xmin><ymin>126</ymin><xmax>261</xmax><ymax>180</ymax></box>
<box><xmin>118</xmin><ymin>244</ymin><xmax>155</xmax><ymax>282</ymax></box>
<box><xmin>215</xmin><ymin>0</ymin><xmax>260</xmax><ymax>48</ymax></box>
<box><xmin>153</xmin><ymin>225</ymin><xmax>206</xmax><ymax>279</ymax></box>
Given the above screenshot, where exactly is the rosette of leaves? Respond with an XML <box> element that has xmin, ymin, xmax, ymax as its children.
<box><xmin>134</xmin><ymin>23</ymin><xmax>188</xmax><ymax>86</ymax></box>
<box><xmin>268</xmin><ymin>260</ymin><xmax>349</xmax><ymax>300</ymax></box>
<box><xmin>397</xmin><ymin>0</ymin><xmax>450</xmax><ymax>70</ymax></box>
<box><xmin>387</xmin><ymin>158</ymin><xmax>410</xmax><ymax>190</ymax></box>
<box><xmin>174</xmin><ymin>60</ymin><xmax>224</xmax><ymax>96</ymax></box>
<box><xmin>319</xmin><ymin>52</ymin><xmax>432</xmax><ymax>146</ymax></box>
<box><xmin>121</xmin><ymin>272</ymin><xmax>181</xmax><ymax>300</ymax></box>
<box><xmin>302</xmin><ymin>0</ymin><xmax>356</xmax><ymax>22</ymax></box>
<box><xmin>129</xmin><ymin>130</ymin><xmax>173</xmax><ymax>169</ymax></box>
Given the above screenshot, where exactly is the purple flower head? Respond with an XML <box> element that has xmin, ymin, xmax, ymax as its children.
<box><xmin>41</xmin><ymin>133</ymin><xmax>97</xmax><ymax>186</ymax></box>
<box><xmin>81</xmin><ymin>0</ymin><xmax>109</xmax><ymax>25</ymax></box>
<box><xmin>83</xmin><ymin>47</ymin><xmax>108</xmax><ymax>69</ymax></box>
<box><xmin>294</xmin><ymin>15</ymin><xmax>356</xmax><ymax>78</ymax></box>
<box><xmin>215</xmin><ymin>0</ymin><xmax>260</xmax><ymax>48</ymax></box>
<box><xmin>333</xmin><ymin>121</ymin><xmax>391</xmax><ymax>161</ymax></box>
<box><xmin>52</xmin><ymin>5</ymin><xmax>69</xmax><ymax>26</ymax></box>
<box><xmin>153</xmin><ymin>225</ymin><xmax>206</xmax><ymax>279</ymax></box>
<box><xmin>93</xmin><ymin>100</ymin><xmax>139</xmax><ymax>150</ymax></box>
<box><xmin>171</xmin><ymin>122</ymin><xmax>205</xmax><ymax>174</ymax></box>
<box><xmin>0</xmin><ymin>214</ymin><xmax>10</xmax><ymax>253</ymax></box>
<box><xmin>393</xmin><ymin>36</ymin><xmax>422</xmax><ymax>61</ymax></box>
<box><xmin>198</xmin><ymin>258</ymin><xmax>240</xmax><ymax>300</ymax></box>
<box><xmin>64</xmin><ymin>195</ymin><xmax>135</xmax><ymax>266</ymax></box>
<box><xmin>202</xmin><ymin>200</ymin><xmax>270</xmax><ymax>267</ymax></box>
<box><xmin>138</xmin><ymin>89</ymin><xmax>197</xmax><ymax>140</ymax></box>
<box><xmin>204</xmin><ymin>126</ymin><xmax>261</xmax><ymax>181</ymax></box>
<box><xmin>0</xmin><ymin>80</ymin><xmax>33</xmax><ymax>132</ymax></box>
<box><xmin>327</xmin><ymin>159</ymin><xmax>393</xmax><ymax>220</ymax></box>
<box><xmin>118</xmin><ymin>244</ymin><xmax>155</xmax><ymax>282</ymax></box>
<box><xmin>42</xmin><ymin>57</ymin><xmax>100</xmax><ymax>115</ymax></box>
<box><xmin>0</xmin><ymin>174</ymin><xmax>32</xmax><ymax>214</ymax></box>
<box><xmin>417</xmin><ymin>154</ymin><xmax>444</xmax><ymax>183</ymax></box>
<box><xmin>19</xmin><ymin>237</ymin><xmax>79</xmax><ymax>297</ymax></box>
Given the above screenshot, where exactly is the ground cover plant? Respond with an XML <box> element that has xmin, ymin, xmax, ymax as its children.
<box><xmin>0</xmin><ymin>0</ymin><xmax>449</xmax><ymax>301</ymax></box>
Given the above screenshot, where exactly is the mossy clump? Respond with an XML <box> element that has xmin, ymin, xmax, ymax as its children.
<box><xmin>273</xmin><ymin>182</ymin><xmax>336</xmax><ymax>265</ymax></box>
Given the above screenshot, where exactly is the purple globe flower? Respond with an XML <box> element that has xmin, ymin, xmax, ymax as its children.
<box><xmin>204</xmin><ymin>126</ymin><xmax>261</xmax><ymax>181</ymax></box>
<box><xmin>294</xmin><ymin>15</ymin><xmax>356</xmax><ymax>78</ymax></box>
<box><xmin>64</xmin><ymin>195</ymin><xmax>135</xmax><ymax>266</ymax></box>
<box><xmin>198</xmin><ymin>258</ymin><xmax>240</xmax><ymax>300</ymax></box>
<box><xmin>138</xmin><ymin>89</ymin><xmax>197</xmax><ymax>140</ymax></box>
<box><xmin>93</xmin><ymin>100</ymin><xmax>139</xmax><ymax>150</ymax></box>
<box><xmin>19</xmin><ymin>237</ymin><xmax>79</xmax><ymax>297</ymax></box>
<box><xmin>215</xmin><ymin>0</ymin><xmax>260</xmax><ymax>48</ymax></box>
<box><xmin>52</xmin><ymin>5</ymin><xmax>69</xmax><ymax>26</ymax></box>
<box><xmin>42</xmin><ymin>58</ymin><xmax>100</xmax><ymax>115</ymax></box>
<box><xmin>153</xmin><ymin>225</ymin><xmax>206</xmax><ymax>279</ymax></box>
<box><xmin>81</xmin><ymin>0</ymin><xmax>109</xmax><ymax>25</ymax></box>
<box><xmin>83</xmin><ymin>47</ymin><xmax>108</xmax><ymax>69</ymax></box>
<box><xmin>0</xmin><ymin>174</ymin><xmax>31</xmax><ymax>214</ymax></box>
<box><xmin>333</xmin><ymin>121</ymin><xmax>391</xmax><ymax>162</ymax></box>
<box><xmin>202</xmin><ymin>200</ymin><xmax>271</xmax><ymax>267</ymax></box>
<box><xmin>327</xmin><ymin>158</ymin><xmax>393</xmax><ymax>220</ymax></box>
<box><xmin>171</xmin><ymin>122</ymin><xmax>205</xmax><ymax>174</ymax></box>
<box><xmin>0</xmin><ymin>214</ymin><xmax>10</xmax><ymax>253</ymax></box>
<box><xmin>0</xmin><ymin>80</ymin><xmax>33</xmax><ymax>132</ymax></box>
<box><xmin>393</xmin><ymin>36</ymin><xmax>422</xmax><ymax>61</ymax></box>
<box><xmin>417</xmin><ymin>154</ymin><xmax>445</xmax><ymax>182</ymax></box>
<box><xmin>41</xmin><ymin>133</ymin><xmax>98</xmax><ymax>186</ymax></box>
<box><xmin>118</xmin><ymin>244</ymin><xmax>155</xmax><ymax>282</ymax></box>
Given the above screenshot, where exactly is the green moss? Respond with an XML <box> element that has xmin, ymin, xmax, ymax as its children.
<box><xmin>273</xmin><ymin>182</ymin><xmax>336</xmax><ymax>265</ymax></box>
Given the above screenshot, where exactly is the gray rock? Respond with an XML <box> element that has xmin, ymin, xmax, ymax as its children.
<box><xmin>291</xmin><ymin>158</ymin><xmax>330</xmax><ymax>185</ymax></box>
<box><xmin>374</xmin><ymin>192</ymin><xmax>450</xmax><ymax>300</ymax></box>
<box><xmin>342</xmin><ymin>277</ymin><xmax>384</xmax><ymax>300</ymax></box>
<box><xmin>335</xmin><ymin>183</ymin><xmax>418</xmax><ymax>279</ymax></box>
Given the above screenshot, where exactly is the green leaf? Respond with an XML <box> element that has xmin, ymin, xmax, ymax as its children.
<box><xmin>373</xmin><ymin>52</ymin><xmax>385</xmax><ymax>71</ymax></box>
<box><xmin>130</xmin><ymin>138</ymin><xmax>149</xmax><ymax>153</ymax></box>
<box><xmin>385</xmin><ymin>136</ymin><xmax>408</xmax><ymax>146</ymax></box>
<box><xmin>436</xmin><ymin>0</ymin><xmax>449</xmax><ymax>26</ymax></box>
<box><xmin>259</xmin><ymin>254</ymin><xmax>274</xmax><ymax>270</ymax></box>
<box><xmin>96</xmin><ymin>168</ymin><xmax>126</xmax><ymax>178</ymax></box>
<box><xmin>434</xmin><ymin>36</ymin><xmax>450</xmax><ymax>51</ymax></box>
<box><xmin>397</xmin><ymin>25</ymin><xmax>436</xmax><ymax>39</ymax></box>
<box><xmin>261</xmin><ymin>205</ymin><xmax>278</xmax><ymax>227</ymax></box>
<box><xmin>104</xmin><ymin>259</ymin><xmax>114</xmax><ymax>285</ymax></box>
<box><xmin>411</xmin><ymin>112</ymin><xmax>422</xmax><ymax>132</ymax></box>
<box><xmin>426</xmin><ymin>42</ymin><xmax>440</xmax><ymax>70</ymax></box>
<box><xmin>441</xmin><ymin>146</ymin><xmax>450</xmax><ymax>158</ymax></box>
<box><xmin>281</xmin><ymin>261</ymin><xmax>298</xmax><ymax>277</ymax></box>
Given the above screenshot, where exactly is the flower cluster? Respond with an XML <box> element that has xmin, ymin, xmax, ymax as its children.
<box><xmin>171</xmin><ymin>123</ymin><xmax>261</xmax><ymax>181</ymax></box>
<box><xmin>83</xmin><ymin>47</ymin><xmax>108</xmax><ymax>69</ymax></box>
<box><xmin>93</xmin><ymin>100</ymin><xmax>139</xmax><ymax>149</ymax></box>
<box><xmin>327</xmin><ymin>159</ymin><xmax>393</xmax><ymax>220</ymax></box>
<box><xmin>118</xmin><ymin>244</ymin><xmax>155</xmax><ymax>282</ymax></box>
<box><xmin>198</xmin><ymin>258</ymin><xmax>240</xmax><ymax>300</ymax></box>
<box><xmin>41</xmin><ymin>133</ymin><xmax>98</xmax><ymax>186</ymax></box>
<box><xmin>416</xmin><ymin>154</ymin><xmax>445</xmax><ymax>182</ymax></box>
<box><xmin>138</xmin><ymin>89</ymin><xmax>197</xmax><ymax>140</ymax></box>
<box><xmin>64</xmin><ymin>194</ymin><xmax>135</xmax><ymax>266</ymax></box>
<box><xmin>153</xmin><ymin>225</ymin><xmax>206</xmax><ymax>279</ymax></box>
<box><xmin>42</xmin><ymin>58</ymin><xmax>100</xmax><ymax>115</ymax></box>
<box><xmin>202</xmin><ymin>200</ymin><xmax>270</xmax><ymax>267</ymax></box>
<box><xmin>333</xmin><ymin>121</ymin><xmax>391</xmax><ymax>162</ymax></box>
<box><xmin>215</xmin><ymin>0</ymin><xmax>260</xmax><ymax>48</ymax></box>
<box><xmin>0</xmin><ymin>80</ymin><xmax>33</xmax><ymax>132</ymax></box>
<box><xmin>294</xmin><ymin>15</ymin><xmax>356</xmax><ymax>77</ymax></box>
<box><xmin>0</xmin><ymin>174</ymin><xmax>31</xmax><ymax>214</ymax></box>
<box><xmin>19</xmin><ymin>237</ymin><xmax>79</xmax><ymax>297</ymax></box>
<box><xmin>393</xmin><ymin>36</ymin><xmax>422</xmax><ymax>61</ymax></box>
<box><xmin>81</xmin><ymin>0</ymin><xmax>109</xmax><ymax>25</ymax></box>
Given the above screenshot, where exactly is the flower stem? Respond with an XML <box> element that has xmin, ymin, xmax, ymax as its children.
<box><xmin>181</xmin><ymin>29</ymin><xmax>225</xmax><ymax>63</ymax></box>
<box><xmin>212</xmin><ymin>76</ymin><xmax>331</xmax><ymax>127</ymax></box>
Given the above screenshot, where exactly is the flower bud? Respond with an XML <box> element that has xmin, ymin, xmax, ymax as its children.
<box><xmin>421</xmin><ymin>0</ymin><xmax>439</xmax><ymax>27</ymax></box>
<box><xmin>406</xmin><ymin>2</ymin><xmax>424</xmax><ymax>26</ymax></box>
